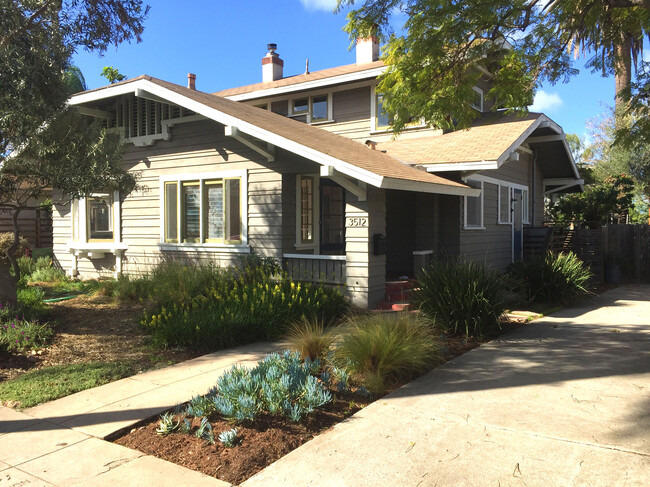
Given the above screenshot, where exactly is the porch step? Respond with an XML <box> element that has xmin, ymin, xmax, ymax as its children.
<box><xmin>377</xmin><ymin>302</ymin><xmax>413</xmax><ymax>312</ymax></box>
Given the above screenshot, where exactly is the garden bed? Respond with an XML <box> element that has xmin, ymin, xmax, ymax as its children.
<box><xmin>110</xmin><ymin>329</ymin><xmax>495</xmax><ymax>485</ymax></box>
<box><xmin>115</xmin><ymin>394</ymin><xmax>368</xmax><ymax>485</ymax></box>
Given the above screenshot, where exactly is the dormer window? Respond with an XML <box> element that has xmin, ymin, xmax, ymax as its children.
<box><xmin>289</xmin><ymin>93</ymin><xmax>332</xmax><ymax>124</ymax></box>
<box><xmin>472</xmin><ymin>86</ymin><xmax>484</xmax><ymax>112</ymax></box>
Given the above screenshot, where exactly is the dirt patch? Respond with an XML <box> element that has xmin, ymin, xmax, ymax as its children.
<box><xmin>0</xmin><ymin>292</ymin><xmax>199</xmax><ymax>383</ymax></box>
<box><xmin>115</xmin><ymin>395</ymin><xmax>367</xmax><ymax>485</ymax></box>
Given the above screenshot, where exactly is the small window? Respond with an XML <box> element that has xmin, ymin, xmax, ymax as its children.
<box><xmin>472</xmin><ymin>87</ymin><xmax>484</xmax><ymax>112</ymax></box>
<box><xmin>164</xmin><ymin>182</ymin><xmax>178</xmax><ymax>242</ymax></box>
<box><xmin>87</xmin><ymin>193</ymin><xmax>114</xmax><ymax>241</ymax></box>
<box><xmin>292</xmin><ymin>98</ymin><xmax>309</xmax><ymax>115</ymax></box>
<box><xmin>499</xmin><ymin>184</ymin><xmax>511</xmax><ymax>224</ymax></box>
<box><xmin>181</xmin><ymin>182</ymin><xmax>200</xmax><ymax>243</ymax></box>
<box><xmin>299</xmin><ymin>176</ymin><xmax>314</xmax><ymax>244</ymax></box>
<box><xmin>464</xmin><ymin>179</ymin><xmax>483</xmax><ymax>229</ymax></box>
<box><xmin>311</xmin><ymin>95</ymin><xmax>328</xmax><ymax>122</ymax></box>
<box><xmin>376</xmin><ymin>93</ymin><xmax>390</xmax><ymax>130</ymax></box>
<box><xmin>225</xmin><ymin>178</ymin><xmax>241</xmax><ymax>242</ymax></box>
<box><xmin>522</xmin><ymin>189</ymin><xmax>530</xmax><ymax>224</ymax></box>
<box><xmin>204</xmin><ymin>180</ymin><xmax>224</xmax><ymax>242</ymax></box>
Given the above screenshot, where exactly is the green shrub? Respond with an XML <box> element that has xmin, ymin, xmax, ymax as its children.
<box><xmin>16</xmin><ymin>286</ymin><xmax>46</xmax><ymax>318</ymax></box>
<box><xmin>190</xmin><ymin>350</ymin><xmax>331</xmax><ymax>423</ymax></box>
<box><xmin>414</xmin><ymin>259</ymin><xmax>506</xmax><ymax>338</ymax></box>
<box><xmin>142</xmin><ymin>275</ymin><xmax>348</xmax><ymax>351</ymax></box>
<box><xmin>333</xmin><ymin>313</ymin><xmax>439</xmax><ymax>395</ymax></box>
<box><xmin>508</xmin><ymin>251</ymin><xmax>593</xmax><ymax>304</ymax></box>
<box><xmin>0</xmin><ymin>233</ymin><xmax>30</xmax><ymax>263</ymax></box>
<box><xmin>283</xmin><ymin>317</ymin><xmax>335</xmax><ymax>362</ymax></box>
<box><xmin>0</xmin><ymin>313</ymin><xmax>53</xmax><ymax>353</ymax></box>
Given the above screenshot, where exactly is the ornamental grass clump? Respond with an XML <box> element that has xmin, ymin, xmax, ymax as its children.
<box><xmin>283</xmin><ymin>317</ymin><xmax>335</xmax><ymax>362</ymax></box>
<box><xmin>333</xmin><ymin>313</ymin><xmax>440</xmax><ymax>395</ymax></box>
<box><xmin>508</xmin><ymin>251</ymin><xmax>593</xmax><ymax>304</ymax></box>
<box><xmin>413</xmin><ymin>259</ymin><xmax>506</xmax><ymax>338</ymax></box>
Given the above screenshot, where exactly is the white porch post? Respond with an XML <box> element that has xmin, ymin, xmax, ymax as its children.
<box><xmin>344</xmin><ymin>186</ymin><xmax>386</xmax><ymax>308</ymax></box>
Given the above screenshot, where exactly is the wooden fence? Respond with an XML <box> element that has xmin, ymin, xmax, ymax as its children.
<box><xmin>602</xmin><ymin>225</ymin><xmax>650</xmax><ymax>283</ymax></box>
<box><xmin>0</xmin><ymin>209</ymin><xmax>53</xmax><ymax>249</ymax></box>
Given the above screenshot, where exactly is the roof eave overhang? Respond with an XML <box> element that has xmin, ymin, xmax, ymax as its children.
<box><xmin>424</xmin><ymin>160</ymin><xmax>499</xmax><ymax>172</ymax></box>
<box><xmin>221</xmin><ymin>65</ymin><xmax>387</xmax><ymax>101</ymax></box>
<box><xmin>69</xmin><ymin>79</ymin><xmax>471</xmax><ymax>197</ymax></box>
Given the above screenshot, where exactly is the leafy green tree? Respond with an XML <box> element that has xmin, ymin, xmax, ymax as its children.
<box><xmin>338</xmin><ymin>0</ymin><xmax>650</xmax><ymax>132</ymax></box>
<box><xmin>549</xmin><ymin>174</ymin><xmax>636</xmax><ymax>227</ymax></box>
<box><xmin>101</xmin><ymin>66</ymin><xmax>127</xmax><ymax>84</ymax></box>
<box><xmin>0</xmin><ymin>1</ymin><xmax>148</xmax><ymax>307</ymax></box>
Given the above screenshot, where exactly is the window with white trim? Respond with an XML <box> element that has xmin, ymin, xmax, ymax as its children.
<box><xmin>471</xmin><ymin>86</ymin><xmax>484</xmax><ymax>112</ymax></box>
<box><xmin>498</xmin><ymin>184</ymin><xmax>511</xmax><ymax>224</ymax></box>
<box><xmin>71</xmin><ymin>192</ymin><xmax>119</xmax><ymax>243</ymax></box>
<box><xmin>296</xmin><ymin>174</ymin><xmax>319</xmax><ymax>247</ymax></box>
<box><xmin>162</xmin><ymin>173</ymin><xmax>244</xmax><ymax>245</ymax></box>
<box><xmin>464</xmin><ymin>179</ymin><xmax>483</xmax><ymax>229</ymax></box>
<box><xmin>522</xmin><ymin>189</ymin><xmax>530</xmax><ymax>224</ymax></box>
<box><xmin>289</xmin><ymin>94</ymin><xmax>331</xmax><ymax>123</ymax></box>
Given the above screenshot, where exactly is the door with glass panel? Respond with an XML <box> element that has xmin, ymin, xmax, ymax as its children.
<box><xmin>320</xmin><ymin>179</ymin><xmax>345</xmax><ymax>255</ymax></box>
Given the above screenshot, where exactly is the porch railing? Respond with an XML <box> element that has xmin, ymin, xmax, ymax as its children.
<box><xmin>282</xmin><ymin>253</ymin><xmax>346</xmax><ymax>285</ymax></box>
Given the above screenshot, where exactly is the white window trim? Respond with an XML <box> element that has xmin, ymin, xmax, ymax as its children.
<box><xmin>288</xmin><ymin>92</ymin><xmax>333</xmax><ymax>124</ymax></box>
<box><xmin>68</xmin><ymin>190</ymin><xmax>121</xmax><ymax>246</ymax></box>
<box><xmin>467</xmin><ymin>174</ymin><xmax>530</xmax><ymax>226</ymax></box>
<box><xmin>498</xmin><ymin>184</ymin><xmax>512</xmax><ymax>225</ymax></box>
<box><xmin>295</xmin><ymin>174</ymin><xmax>320</xmax><ymax>250</ymax></box>
<box><xmin>521</xmin><ymin>188</ymin><xmax>530</xmax><ymax>224</ymax></box>
<box><xmin>159</xmin><ymin>169</ymin><xmax>248</xmax><ymax>250</ymax></box>
<box><xmin>463</xmin><ymin>178</ymin><xmax>484</xmax><ymax>230</ymax></box>
<box><xmin>472</xmin><ymin>86</ymin><xmax>484</xmax><ymax>112</ymax></box>
<box><xmin>370</xmin><ymin>84</ymin><xmax>427</xmax><ymax>133</ymax></box>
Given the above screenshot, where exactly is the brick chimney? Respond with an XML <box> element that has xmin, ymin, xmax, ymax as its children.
<box><xmin>187</xmin><ymin>73</ymin><xmax>196</xmax><ymax>90</ymax></box>
<box><xmin>356</xmin><ymin>35</ymin><xmax>379</xmax><ymax>64</ymax></box>
<box><xmin>262</xmin><ymin>43</ymin><xmax>284</xmax><ymax>82</ymax></box>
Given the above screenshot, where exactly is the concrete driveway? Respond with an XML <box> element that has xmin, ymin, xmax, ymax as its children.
<box><xmin>244</xmin><ymin>285</ymin><xmax>650</xmax><ymax>487</ymax></box>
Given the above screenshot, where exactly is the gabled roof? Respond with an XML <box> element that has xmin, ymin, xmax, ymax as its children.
<box><xmin>212</xmin><ymin>61</ymin><xmax>386</xmax><ymax>101</ymax></box>
<box><xmin>70</xmin><ymin>75</ymin><xmax>477</xmax><ymax>197</ymax></box>
<box><xmin>377</xmin><ymin>112</ymin><xmax>582</xmax><ymax>183</ymax></box>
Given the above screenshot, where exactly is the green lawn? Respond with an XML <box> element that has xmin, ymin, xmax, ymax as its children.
<box><xmin>0</xmin><ymin>361</ymin><xmax>138</xmax><ymax>409</ymax></box>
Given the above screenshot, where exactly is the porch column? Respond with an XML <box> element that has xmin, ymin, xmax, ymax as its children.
<box><xmin>345</xmin><ymin>186</ymin><xmax>386</xmax><ymax>308</ymax></box>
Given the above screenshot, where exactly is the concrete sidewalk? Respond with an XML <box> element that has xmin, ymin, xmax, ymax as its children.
<box><xmin>0</xmin><ymin>341</ymin><xmax>277</xmax><ymax>486</ymax></box>
<box><xmin>244</xmin><ymin>286</ymin><xmax>650</xmax><ymax>487</ymax></box>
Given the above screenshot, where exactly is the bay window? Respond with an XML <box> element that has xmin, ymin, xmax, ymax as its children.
<box><xmin>71</xmin><ymin>191</ymin><xmax>119</xmax><ymax>243</ymax></box>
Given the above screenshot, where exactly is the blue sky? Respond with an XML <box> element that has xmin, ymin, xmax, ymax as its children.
<box><xmin>72</xmin><ymin>0</ymin><xmax>616</xmax><ymax>139</ymax></box>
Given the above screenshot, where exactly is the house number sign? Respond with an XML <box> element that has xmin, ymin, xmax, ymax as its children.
<box><xmin>346</xmin><ymin>217</ymin><xmax>368</xmax><ymax>227</ymax></box>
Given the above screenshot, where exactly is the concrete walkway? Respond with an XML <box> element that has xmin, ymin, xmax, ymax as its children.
<box><xmin>0</xmin><ymin>341</ymin><xmax>277</xmax><ymax>486</ymax></box>
<box><xmin>243</xmin><ymin>285</ymin><xmax>649</xmax><ymax>487</ymax></box>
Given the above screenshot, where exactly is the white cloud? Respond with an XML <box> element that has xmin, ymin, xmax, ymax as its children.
<box><xmin>529</xmin><ymin>90</ymin><xmax>563</xmax><ymax>113</ymax></box>
<box><xmin>299</xmin><ymin>0</ymin><xmax>338</xmax><ymax>12</ymax></box>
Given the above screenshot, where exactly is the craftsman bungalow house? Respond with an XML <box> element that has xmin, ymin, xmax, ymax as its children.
<box><xmin>53</xmin><ymin>38</ymin><xmax>582</xmax><ymax>308</ymax></box>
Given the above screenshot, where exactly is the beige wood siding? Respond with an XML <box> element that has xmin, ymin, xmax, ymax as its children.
<box><xmin>52</xmin><ymin>119</ymin><xmax>313</xmax><ymax>278</ymax></box>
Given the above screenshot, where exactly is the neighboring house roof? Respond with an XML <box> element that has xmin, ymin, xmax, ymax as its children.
<box><xmin>377</xmin><ymin>112</ymin><xmax>582</xmax><ymax>186</ymax></box>
<box><xmin>70</xmin><ymin>75</ymin><xmax>477</xmax><ymax>197</ymax></box>
<box><xmin>212</xmin><ymin>61</ymin><xmax>386</xmax><ymax>101</ymax></box>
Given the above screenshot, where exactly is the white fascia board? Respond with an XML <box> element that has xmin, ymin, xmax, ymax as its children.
<box><xmin>69</xmin><ymin>83</ymin><xmax>138</xmax><ymax>105</ymax></box>
<box><xmin>224</xmin><ymin>66</ymin><xmax>387</xmax><ymax>101</ymax></box>
<box><xmin>380</xmin><ymin>177</ymin><xmax>480</xmax><ymax>197</ymax></box>
<box><xmin>424</xmin><ymin>161</ymin><xmax>499</xmax><ymax>172</ymax></box>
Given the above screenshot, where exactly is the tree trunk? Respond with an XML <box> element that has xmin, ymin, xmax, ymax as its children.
<box><xmin>0</xmin><ymin>258</ymin><xmax>17</xmax><ymax>308</ymax></box>
<box><xmin>614</xmin><ymin>33</ymin><xmax>632</xmax><ymax>119</ymax></box>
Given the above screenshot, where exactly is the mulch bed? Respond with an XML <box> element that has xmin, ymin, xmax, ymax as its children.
<box><xmin>0</xmin><ymin>292</ymin><xmax>199</xmax><ymax>384</ymax></box>
<box><xmin>114</xmin><ymin>395</ymin><xmax>369</xmax><ymax>485</ymax></box>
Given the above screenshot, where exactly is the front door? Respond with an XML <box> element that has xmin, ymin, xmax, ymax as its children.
<box><xmin>320</xmin><ymin>179</ymin><xmax>345</xmax><ymax>255</ymax></box>
<box><xmin>512</xmin><ymin>188</ymin><xmax>523</xmax><ymax>261</ymax></box>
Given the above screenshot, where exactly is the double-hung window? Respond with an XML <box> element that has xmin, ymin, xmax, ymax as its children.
<box><xmin>464</xmin><ymin>179</ymin><xmax>484</xmax><ymax>229</ymax></box>
<box><xmin>296</xmin><ymin>174</ymin><xmax>319</xmax><ymax>248</ymax></box>
<box><xmin>471</xmin><ymin>86</ymin><xmax>484</xmax><ymax>112</ymax></box>
<box><xmin>162</xmin><ymin>172</ymin><xmax>245</xmax><ymax>246</ymax></box>
<box><xmin>498</xmin><ymin>184</ymin><xmax>512</xmax><ymax>224</ymax></box>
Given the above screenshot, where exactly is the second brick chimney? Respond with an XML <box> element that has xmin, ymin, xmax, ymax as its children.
<box><xmin>262</xmin><ymin>43</ymin><xmax>284</xmax><ymax>82</ymax></box>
